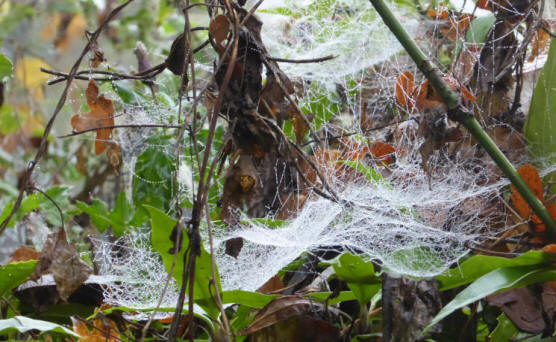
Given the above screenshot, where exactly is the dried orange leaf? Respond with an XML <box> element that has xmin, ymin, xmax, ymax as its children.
<box><xmin>476</xmin><ymin>0</ymin><xmax>492</xmax><ymax>10</ymax></box>
<box><xmin>371</xmin><ymin>141</ymin><xmax>396</xmax><ymax>164</ymax></box>
<box><xmin>71</xmin><ymin>80</ymin><xmax>114</xmax><ymax>155</ymax></box>
<box><xmin>543</xmin><ymin>244</ymin><xmax>556</xmax><ymax>253</ymax></box>
<box><xmin>529</xmin><ymin>23</ymin><xmax>551</xmax><ymax>62</ymax></box>
<box><xmin>71</xmin><ymin>317</ymin><xmax>91</xmax><ymax>342</ymax></box>
<box><xmin>510</xmin><ymin>164</ymin><xmax>544</xmax><ymax>219</ymax></box>
<box><xmin>395</xmin><ymin>71</ymin><xmax>415</xmax><ymax>108</ymax></box>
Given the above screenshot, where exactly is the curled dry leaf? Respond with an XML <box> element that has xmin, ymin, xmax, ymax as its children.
<box><xmin>105</xmin><ymin>141</ymin><xmax>122</xmax><ymax>172</ymax></box>
<box><xmin>71</xmin><ymin>80</ymin><xmax>115</xmax><ymax>155</ymax></box>
<box><xmin>529</xmin><ymin>22</ymin><xmax>552</xmax><ymax>62</ymax></box>
<box><xmin>209</xmin><ymin>15</ymin><xmax>231</xmax><ymax>48</ymax></box>
<box><xmin>34</xmin><ymin>229</ymin><xmax>92</xmax><ymax>301</ymax></box>
<box><xmin>395</xmin><ymin>71</ymin><xmax>415</xmax><ymax>109</ymax></box>
<box><xmin>89</xmin><ymin>41</ymin><xmax>106</xmax><ymax>68</ymax></box>
<box><xmin>165</xmin><ymin>33</ymin><xmax>188</xmax><ymax>76</ymax></box>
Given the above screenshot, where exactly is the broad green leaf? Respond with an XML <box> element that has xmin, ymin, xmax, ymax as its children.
<box><xmin>436</xmin><ymin>250</ymin><xmax>556</xmax><ymax>290</ymax></box>
<box><xmin>109</xmin><ymin>192</ymin><xmax>133</xmax><ymax>236</ymax></box>
<box><xmin>112</xmin><ymin>82</ymin><xmax>138</xmax><ymax>105</ymax></box>
<box><xmin>489</xmin><ymin>313</ymin><xmax>518</xmax><ymax>342</ymax></box>
<box><xmin>0</xmin><ymin>316</ymin><xmax>78</xmax><ymax>337</ymax></box>
<box><xmin>525</xmin><ymin>38</ymin><xmax>556</xmax><ymax>163</ymax></box>
<box><xmin>0</xmin><ymin>54</ymin><xmax>12</xmax><ymax>81</ymax></box>
<box><xmin>147</xmin><ymin>205</ymin><xmax>221</xmax><ymax>319</ymax></box>
<box><xmin>1</xmin><ymin>186</ymin><xmax>70</xmax><ymax>227</ymax></box>
<box><xmin>426</xmin><ymin>265</ymin><xmax>556</xmax><ymax>332</ymax></box>
<box><xmin>76</xmin><ymin>199</ymin><xmax>111</xmax><ymax>232</ymax></box>
<box><xmin>222</xmin><ymin>290</ymin><xmax>276</xmax><ymax>308</ymax></box>
<box><xmin>305</xmin><ymin>291</ymin><xmax>357</xmax><ymax>305</ymax></box>
<box><xmin>0</xmin><ymin>260</ymin><xmax>37</xmax><ymax>297</ymax></box>
<box><xmin>330</xmin><ymin>253</ymin><xmax>381</xmax><ymax>305</ymax></box>
<box><xmin>465</xmin><ymin>14</ymin><xmax>496</xmax><ymax>43</ymax></box>
<box><xmin>132</xmin><ymin>135</ymin><xmax>176</xmax><ymax>219</ymax></box>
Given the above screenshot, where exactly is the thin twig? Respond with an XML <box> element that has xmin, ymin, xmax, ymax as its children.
<box><xmin>30</xmin><ymin>187</ymin><xmax>64</xmax><ymax>230</ymax></box>
<box><xmin>57</xmin><ymin>124</ymin><xmax>182</xmax><ymax>139</ymax></box>
<box><xmin>267</xmin><ymin>55</ymin><xmax>336</xmax><ymax>64</ymax></box>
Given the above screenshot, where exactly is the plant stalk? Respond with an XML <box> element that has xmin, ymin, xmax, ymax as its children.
<box><xmin>368</xmin><ymin>0</ymin><xmax>556</xmax><ymax>239</ymax></box>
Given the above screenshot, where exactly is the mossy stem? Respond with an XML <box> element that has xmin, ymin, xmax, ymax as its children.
<box><xmin>368</xmin><ymin>0</ymin><xmax>556</xmax><ymax>239</ymax></box>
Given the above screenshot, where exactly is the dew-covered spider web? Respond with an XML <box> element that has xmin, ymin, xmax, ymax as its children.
<box><xmin>88</xmin><ymin>0</ymin><xmax>555</xmax><ymax>308</ymax></box>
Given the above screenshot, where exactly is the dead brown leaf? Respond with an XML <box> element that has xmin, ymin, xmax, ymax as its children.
<box><xmin>8</xmin><ymin>247</ymin><xmax>41</xmax><ymax>263</ymax></box>
<box><xmin>487</xmin><ymin>288</ymin><xmax>546</xmax><ymax>333</ymax></box>
<box><xmin>209</xmin><ymin>15</ymin><xmax>231</xmax><ymax>48</ymax></box>
<box><xmin>242</xmin><ymin>296</ymin><xmax>331</xmax><ymax>335</ymax></box>
<box><xmin>34</xmin><ymin>229</ymin><xmax>92</xmax><ymax>301</ymax></box>
<box><xmin>71</xmin><ymin>80</ymin><xmax>115</xmax><ymax>155</ymax></box>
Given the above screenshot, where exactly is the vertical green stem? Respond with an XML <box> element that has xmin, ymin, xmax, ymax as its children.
<box><xmin>368</xmin><ymin>0</ymin><xmax>556</xmax><ymax>239</ymax></box>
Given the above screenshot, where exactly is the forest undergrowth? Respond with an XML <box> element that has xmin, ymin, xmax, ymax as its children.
<box><xmin>1</xmin><ymin>0</ymin><xmax>556</xmax><ymax>341</ymax></box>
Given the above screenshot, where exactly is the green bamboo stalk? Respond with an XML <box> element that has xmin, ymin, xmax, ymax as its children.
<box><xmin>368</xmin><ymin>0</ymin><xmax>556</xmax><ymax>239</ymax></box>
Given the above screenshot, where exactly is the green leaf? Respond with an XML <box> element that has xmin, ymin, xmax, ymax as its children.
<box><xmin>436</xmin><ymin>250</ymin><xmax>556</xmax><ymax>290</ymax></box>
<box><xmin>0</xmin><ymin>202</ymin><xmax>15</xmax><ymax>227</ymax></box>
<box><xmin>0</xmin><ymin>260</ymin><xmax>37</xmax><ymax>297</ymax></box>
<box><xmin>0</xmin><ymin>316</ymin><xmax>78</xmax><ymax>337</ymax></box>
<box><xmin>489</xmin><ymin>313</ymin><xmax>518</xmax><ymax>342</ymax></box>
<box><xmin>0</xmin><ymin>106</ymin><xmax>19</xmax><ymax>135</ymax></box>
<box><xmin>425</xmin><ymin>265</ymin><xmax>556</xmax><ymax>332</ymax></box>
<box><xmin>0</xmin><ymin>54</ymin><xmax>12</xmax><ymax>81</ymax></box>
<box><xmin>147</xmin><ymin>205</ymin><xmax>221</xmax><ymax>319</ymax></box>
<box><xmin>340</xmin><ymin>160</ymin><xmax>391</xmax><ymax>187</ymax></box>
<box><xmin>305</xmin><ymin>291</ymin><xmax>357</xmax><ymax>305</ymax></box>
<box><xmin>112</xmin><ymin>82</ymin><xmax>138</xmax><ymax>105</ymax></box>
<box><xmin>525</xmin><ymin>38</ymin><xmax>556</xmax><ymax>163</ymax></box>
<box><xmin>108</xmin><ymin>192</ymin><xmax>133</xmax><ymax>236</ymax></box>
<box><xmin>330</xmin><ymin>253</ymin><xmax>381</xmax><ymax>305</ymax></box>
<box><xmin>132</xmin><ymin>135</ymin><xmax>176</xmax><ymax>218</ymax></box>
<box><xmin>465</xmin><ymin>14</ymin><xmax>496</xmax><ymax>43</ymax></box>
<box><xmin>76</xmin><ymin>199</ymin><xmax>111</xmax><ymax>232</ymax></box>
<box><xmin>222</xmin><ymin>290</ymin><xmax>277</xmax><ymax>308</ymax></box>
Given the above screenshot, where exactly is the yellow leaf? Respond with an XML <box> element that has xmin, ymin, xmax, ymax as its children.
<box><xmin>15</xmin><ymin>57</ymin><xmax>51</xmax><ymax>89</ymax></box>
